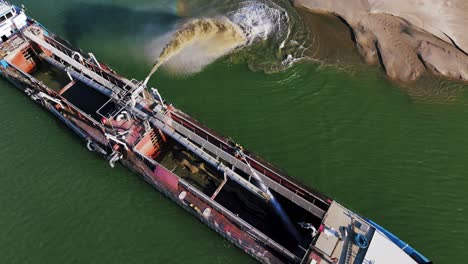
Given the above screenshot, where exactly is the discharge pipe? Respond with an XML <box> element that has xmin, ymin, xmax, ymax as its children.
<box><xmin>237</xmin><ymin>149</ymin><xmax>302</xmax><ymax>242</ymax></box>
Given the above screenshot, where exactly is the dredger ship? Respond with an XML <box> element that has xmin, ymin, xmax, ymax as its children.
<box><xmin>0</xmin><ymin>2</ymin><xmax>432</xmax><ymax>264</ymax></box>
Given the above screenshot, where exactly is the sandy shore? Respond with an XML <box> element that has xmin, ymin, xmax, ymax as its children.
<box><xmin>294</xmin><ymin>0</ymin><xmax>468</xmax><ymax>83</ymax></box>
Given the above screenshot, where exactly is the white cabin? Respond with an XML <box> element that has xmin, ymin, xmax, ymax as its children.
<box><xmin>0</xmin><ymin>1</ymin><xmax>27</xmax><ymax>42</ymax></box>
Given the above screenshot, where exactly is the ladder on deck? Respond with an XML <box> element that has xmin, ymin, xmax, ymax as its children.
<box><xmin>344</xmin><ymin>224</ymin><xmax>356</xmax><ymax>264</ymax></box>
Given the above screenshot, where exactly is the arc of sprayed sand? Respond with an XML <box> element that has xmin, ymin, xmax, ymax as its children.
<box><xmin>143</xmin><ymin>18</ymin><xmax>247</xmax><ymax>86</ymax></box>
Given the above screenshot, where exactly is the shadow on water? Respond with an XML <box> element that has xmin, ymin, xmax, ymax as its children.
<box><xmin>62</xmin><ymin>3</ymin><xmax>181</xmax><ymax>45</ymax></box>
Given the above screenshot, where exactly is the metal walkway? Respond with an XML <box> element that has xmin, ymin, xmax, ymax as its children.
<box><xmin>150</xmin><ymin>111</ymin><xmax>326</xmax><ymax>218</ymax></box>
<box><xmin>23</xmin><ymin>29</ymin><xmax>118</xmax><ymax>91</ymax></box>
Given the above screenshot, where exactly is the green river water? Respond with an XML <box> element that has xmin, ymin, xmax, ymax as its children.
<box><xmin>0</xmin><ymin>1</ymin><xmax>467</xmax><ymax>263</ymax></box>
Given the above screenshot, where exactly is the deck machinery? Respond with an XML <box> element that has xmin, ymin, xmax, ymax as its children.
<box><xmin>0</xmin><ymin>2</ymin><xmax>432</xmax><ymax>264</ymax></box>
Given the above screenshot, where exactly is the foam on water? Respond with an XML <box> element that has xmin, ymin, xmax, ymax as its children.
<box><xmin>229</xmin><ymin>1</ymin><xmax>284</xmax><ymax>43</ymax></box>
<box><xmin>227</xmin><ymin>0</ymin><xmax>309</xmax><ymax>73</ymax></box>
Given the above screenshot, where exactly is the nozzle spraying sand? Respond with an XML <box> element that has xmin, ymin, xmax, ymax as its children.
<box><xmin>143</xmin><ymin>61</ymin><xmax>160</xmax><ymax>86</ymax></box>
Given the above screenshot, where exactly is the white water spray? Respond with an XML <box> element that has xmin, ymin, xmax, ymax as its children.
<box><xmin>229</xmin><ymin>1</ymin><xmax>292</xmax><ymax>49</ymax></box>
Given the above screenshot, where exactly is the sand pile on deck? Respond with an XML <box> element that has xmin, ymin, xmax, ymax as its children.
<box><xmin>294</xmin><ymin>0</ymin><xmax>468</xmax><ymax>82</ymax></box>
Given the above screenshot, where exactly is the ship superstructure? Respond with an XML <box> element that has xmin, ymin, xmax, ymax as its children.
<box><xmin>0</xmin><ymin>2</ymin><xmax>26</xmax><ymax>41</ymax></box>
<box><xmin>0</xmin><ymin>2</ymin><xmax>432</xmax><ymax>264</ymax></box>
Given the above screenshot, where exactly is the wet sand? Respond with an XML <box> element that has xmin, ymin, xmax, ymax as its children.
<box><xmin>294</xmin><ymin>0</ymin><xmax>468</xmax><ymax>83</ymax></box>
<box><xmin>296</xmin><ymin>9</ymin><xmax>361</xmax><ymax>64</ymax></box>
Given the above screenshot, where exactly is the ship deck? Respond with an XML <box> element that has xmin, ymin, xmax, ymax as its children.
<box><xmin>311</xmin><ymin>202</ymin><xmax>374</xmax><ymax>263</ymax></box>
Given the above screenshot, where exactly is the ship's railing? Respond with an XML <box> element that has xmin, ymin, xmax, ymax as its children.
<box><xmin>133</xmin><ymin>149</ymin><xmax>300</xmax><ymax>263</ymax></box>
<box><xmin>3</xmin><ymin>58</ymin><xmax>107</xmax><ymax>132</ymax></box>
<box><xmin>168</xmin><ymin>112</ymin><xmax>330</xmax><ymax>212</ymax></box>
<box><xmin>25</xmin><ymin>28</ymin><xmax>145</xmax><ymax>127</ymax></box>
<box><xmin>180</xmin><ymin>180</ymin><xmax>301</xmax><ymax>262</ymax></box>
<box><xmin>173</xmin><ymin>113</ymin><xmax>326</xmax><ymax>203</ymax></box>
<box><xmin>2</xmin><ymin>59</ymin><xmax>50</xmax><ymax>92</ymax></box>
<box><xmin>40</xmin><ymin>33</ymin><xmax>130</xmax><ymax>91</ymax></box>
<box><xmin>139</xmin><ymin>109</ymin><xmax>327</xmax><ymax>218</ymax></box>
